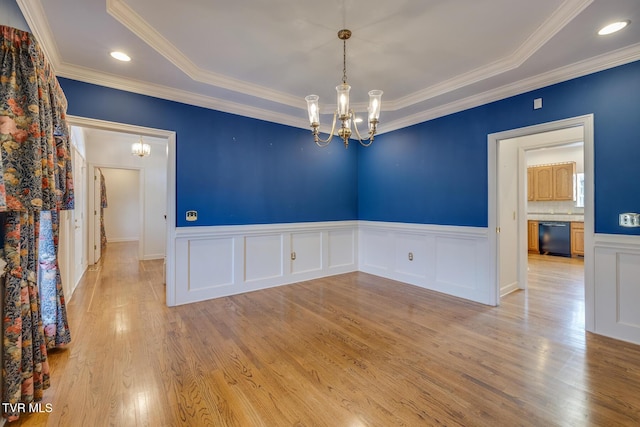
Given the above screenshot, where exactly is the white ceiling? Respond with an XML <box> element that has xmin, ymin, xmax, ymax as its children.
<box><xmin>18</xmin><ymin>0</ymin><xmax>640</xmax><ymax>134</ymax></box>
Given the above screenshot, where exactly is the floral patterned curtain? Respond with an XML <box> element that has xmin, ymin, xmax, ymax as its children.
<box><xmin>1</xmin><ymin>25</ymin><xmax>74</xmax><ymax>422</ymax></box>
<box><xmin>100</xmin><ymin>168</ymin><xmax>108</xmax><ymax>247</ymax></box>
<box><xmin>38</xmin><ymin>210</ymin><xmax>71</xmax><ymax>349</ymax></box>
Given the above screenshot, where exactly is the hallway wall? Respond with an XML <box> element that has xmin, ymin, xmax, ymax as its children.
<box><xmin>101</xmin><ymin>168</ymin><xmax>140</xmax><ymax>242</ymax></box>
<box><xmin>84</xmin><ymin>129</ymin><xmax>167</xmax><ymax>260</ymax></box>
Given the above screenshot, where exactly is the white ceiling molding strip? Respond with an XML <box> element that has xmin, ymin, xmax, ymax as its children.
<box><xmin>55</xmin><ymin>61</ymin><xmax>310</xmax><ymax>130</ymax></box>
<box><xmin>16</xmin><ymin>0</ymin><xmax>640</xmax><ymax>135</ymax></box>
<box><xmin>16</xmin><ymin>0</ymin><xmax>63</xmax><ymax>70</ymax></box>
<box><xmin>386</xmin><ymin>0</ymin><xmax>594</xmax><ymax>111</ymax></box>
<box><xmin>106</xmin><ymin>0</ymin><xmax>303</xmax><ymax>111</ymax></box>
<box><xmin>380</xmin><ymin>42</ymin><xmax>640</xmax><ymax>135</ymax></box>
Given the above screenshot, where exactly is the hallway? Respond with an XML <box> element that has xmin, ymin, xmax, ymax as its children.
<box><xmin>14</xmin><ymin>244</ymin><xmax>640</xmax><ymax>426</ymax></box>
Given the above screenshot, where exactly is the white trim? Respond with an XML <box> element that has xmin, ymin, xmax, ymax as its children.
<box><xmin>18</xmin><ymin>0</ymin><xmax>640</xmax><ymax>135</ymax></box>
<box><xmin>487</xmin><ymin>115</ymin><xmax>595</xmax><ymax>327</ymax></box>
<box><xmin>66</xmin><ymin>116</ymin><xmax>177</xmax><ymax>306</ymax></box>
<box><xmin>107</xmin><ymin>237</ymin><xmax>139</xmax><ymax>243</ymax></box>
<box><xmin>174</xmin><ymin>221</ymin><xmax>359</xmax><ymax>305</ymax></box>
<box><xmin>593</xmin><ymin>233</ymin><xmax>640</xmax><ymax>250</ymax></box>
<box><xmin>388</xmin><ymin>0</ymin><xmax>594</xmax><ymax>111</ymax></box>
<box><xmin>593</xmin><ymin>234</ymin><xmax>640</xmax><ymax>344</ymax></box>
<box><xmin>175</xmin><ymin>220</ymin><xmax>360</xmax><ymax>239</ymax></box>
<box><xmin>173</xmin><ymin>220</ymin><xmax>492</xmax><ymax>306</ymax></box>
<box><xmin>357</xmin><ymin>220</ymin><xmax>487</xmax><ymax>238</ymax></box>
<box><xmin>358</xmin><ymin>221</ymin><xmax>493</xmax><ymax>305</ymax></box>
<box><xmin>380</xmin><ymin>43</ymin><xmax>640</xmax><ymax>134</ymax></box>
<box><xmin>105</xmin><ymin>0</ymin><xmax>303</xmax><ymax>111</ymax></box>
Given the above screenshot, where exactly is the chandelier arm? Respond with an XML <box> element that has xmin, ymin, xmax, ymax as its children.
<box><xmin>351</xmin><ymin>111</ymin><xmax>375</xmax><ymax>147</ymax></box>
<box><xmin>314</xmin><ymin>111</ymin><xmax>339</xmax><ymax>147</ymax></box>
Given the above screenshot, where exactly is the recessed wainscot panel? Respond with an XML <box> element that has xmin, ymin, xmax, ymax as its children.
<box><xmin>291</xmin><ymin>232</ymin><xmax>322</xmax><ymax>274</ymax></box>
<box><xmin>395</xmin><ymin>232</ymin><xmax>429</xmax><ymax>279</ymax></box>
<box><xmin>245</xmin><ymin>234</ymin><xmax>283</xmax><ymax>282</ymax></box>
<box><xmin>362</xmin><ymin>230</ymin><xmax>390</xmax><ymax>270</ymax></box>
<box><xmin>188</xmin><ymin>238</ymin><xmax>234</xmax><ymax>290</ymax></box>
<box><xmin>328</xmin><ymin>229</ymin><xmax>355</xmax><ymax>268</ymax></box>
<box><xmin>436</xmin><ymin>237</ymin><xmax>476</xmax><ymax>290</ymax></box>
<box><xmin>617</xmin><ymin>253</ymin><xmax>640</xmax><ymax>327</ymax></box>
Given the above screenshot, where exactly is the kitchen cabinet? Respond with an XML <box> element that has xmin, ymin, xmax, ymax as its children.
<box><xmin>533</xmin><ymin>166</ymin><xmax>553</xmax><ymax>201</ymax></box>
<box><xmin>527</xmin><ymin>162</ymin><xmax>575</xmax><ymax>201</ymax></box>
<box><xmin>528</xmin><ymin>220</ymin><xmax>539</xmax><ymax>253</ymax></box>
<box><xmin>553</xmin><ymin>163</ymin><xmax>575</xmax><ymax>200</ymax></box>
<box><xmin>571</xmin><ymin>222</ymin><xmax>584</xmax><ymax>257</ymax></box>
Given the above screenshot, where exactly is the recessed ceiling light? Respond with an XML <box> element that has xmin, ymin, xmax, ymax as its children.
<box><xmin>110</xmin><ymin>51</ymin><xmax>131</xmax><ymax>62</ymax></box>
<box><xmin>598</xmin><ymin>20</ymin><xmax>630</xmax><ymax>36</ymax></box>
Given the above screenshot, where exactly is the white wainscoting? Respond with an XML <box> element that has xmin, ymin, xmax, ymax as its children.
<box><xmin>174</xmin><ymin>221</ymin><xmax>358</xmax><ymax>305</ymax></box>
<box><xmin>358</xmin><ymin>221</ymin><xmax>493</xmax><ymax>305</ymax></box>
<box><xmin>594</xmin><ymin>234</ymin><xmax>640</xmax><ymax>344</ymax></box>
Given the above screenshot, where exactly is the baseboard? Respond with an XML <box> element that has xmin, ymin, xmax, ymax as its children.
<box><xmin>106</xmin><ymin>237</ymin><xmax>138</xmax><ymax>243</ymax></box>
<box><xmin>500</xmin><ymin>281</ymin><xmax>520</xmax><ymax>297</ymax></box>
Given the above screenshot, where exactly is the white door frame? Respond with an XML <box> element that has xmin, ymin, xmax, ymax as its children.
<box><xmin>66</xmin><ymin>115</ymin><xmax>177</xmax><ymax>307</ymax></box>
<box><xmin>487</xmin><ymin>114</ymin><xmax>595</xmax><ymax>331</ymax></box>
<box><xmin>88</xmin><ymin>165</ymin><xmax>144</xmax><ymax>262</ymax></box>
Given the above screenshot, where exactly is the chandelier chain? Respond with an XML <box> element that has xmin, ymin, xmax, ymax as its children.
<box><xmin>342</xmin><ymin>37</ymin><xmax>347</xmax><ymax>84</ymax></box>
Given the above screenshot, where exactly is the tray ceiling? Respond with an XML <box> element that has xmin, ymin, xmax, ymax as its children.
<box><xmin>17</xmin><ymin>0</ymin><xmax>640</xmax><ymax>133</ymax></box>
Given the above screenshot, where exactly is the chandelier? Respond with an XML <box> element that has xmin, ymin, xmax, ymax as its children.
<box><xmin>305</xmin><ymin>29</ymin><xmax>382</xmax><ymax>148</ymax></box>
<box><xmin>131</xmin><ymin>136</ymin><xmax>150</xmax><ymax>157</ymax></box>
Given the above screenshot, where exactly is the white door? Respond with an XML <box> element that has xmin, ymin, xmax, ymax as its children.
<box><xmin>71</xmin><ymin>148</ymin><xmax>86</xmax><ymax>286</ymax></box>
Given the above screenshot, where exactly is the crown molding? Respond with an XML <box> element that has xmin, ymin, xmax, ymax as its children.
<box><xmin>17</xmin><ymin>0</ymin><xmax>639</xmax><ymax>138</ymax></box>
<box><xmin>385</xmin><ymin>0</ymin><xmax>593</xmax><ymax>111</ymax></box>
<box><xmin>45</xmin><ymin>41</ymin><xmax>640</xmax><ymax>137</ymax></box>
<box><xmin>106</xmin><ymin>0</ymin><xmax>303</xmax><ymax>111</ymax></box>
<box><xmin>379</xmin><ymin>42</ymin><xmax>640</xmax><ymax>134</ymax></box>
<box><xmin>106</xmin><ymin>0</ymin><xmax>592</xmax><ymax>115</ymax></box>
<box><xmin>16</xmin><ymin>0</ymin><xmax>62</xmax><ymax>70</ymax></box>
<box><xmin>56</xmin><ymin>62</ymin><xmax>310</xmax><ymax>131</ymax></box>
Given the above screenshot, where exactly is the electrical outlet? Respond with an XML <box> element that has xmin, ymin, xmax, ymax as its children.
<box><xmin>619</xmin><ymin>213</ymin><xmax>640</xmax><ymax>227</ymax></box>
<box><xmin>186</xmin><ymin>210</ymin><xmax>198</xmax><ymax>222</ymax></box>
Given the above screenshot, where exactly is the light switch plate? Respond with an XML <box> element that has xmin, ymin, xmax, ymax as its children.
<box><xmin>619</xmin><ymin>213</ymin><xmax>640</xmax><ymax>227</ymax></box>
<box><xmin>186</xmin><ymin>210</ymin><xmax>198</xmax><ymax>221</ymax></box>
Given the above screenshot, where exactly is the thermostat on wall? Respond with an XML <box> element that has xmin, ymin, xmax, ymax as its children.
<box><xmin>186</xmin><ymin>210</ymin><xmax>198</xmax><ymax>222</ymax></box>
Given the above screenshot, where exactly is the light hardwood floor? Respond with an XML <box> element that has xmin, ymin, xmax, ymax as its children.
<box><xmin>14</xmin><ymin>244</ymin><xmax>640</xmax><ymax>426</ymax></box>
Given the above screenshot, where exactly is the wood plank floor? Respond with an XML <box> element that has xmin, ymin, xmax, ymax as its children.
<box><xmin>14</xmin><ymin>244</ymin><xmax>640</xmax><ymax>426</ymax></box>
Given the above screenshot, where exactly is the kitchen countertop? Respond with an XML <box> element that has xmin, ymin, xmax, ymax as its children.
<box><xmin>528</xmin><ymin>214</ymin><xmax>584</xmax><ymax>222</ymax></box>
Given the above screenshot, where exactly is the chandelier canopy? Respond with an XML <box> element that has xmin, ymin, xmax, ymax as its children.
<box><xmin>305</xmin><ymin>29</ymin><xmax>382</xmax><ymax>148</ymax></box>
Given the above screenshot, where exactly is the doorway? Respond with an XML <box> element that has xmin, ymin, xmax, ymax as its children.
<box><xmin>63</xmin><ymin>116</ymin><xmax>177</xmax><ymax>306</ymax></box>
<box><xmin>488</xmin><ymin>114</ymin><xmax>595</xmax><ymax>332</ymax></box>
<box><xmin>90</xmin><ymin>167</ymin><xmax>143</xmax><ymax>264</ymax></box>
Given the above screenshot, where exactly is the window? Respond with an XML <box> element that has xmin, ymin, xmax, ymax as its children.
<box><xmin>575</xmin><ymin>173</ymin><xmax>585</xmax><ymax>208</ymax></box>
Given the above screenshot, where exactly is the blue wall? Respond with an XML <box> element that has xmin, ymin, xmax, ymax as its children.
<box><xmin>59</xmin><ymin>60</ymin><xmax>640</xmax><ymax>234</ymax></box>
<box><xmin>58</xmin><ymin>79</ymin><xmax>358</xmax><ymax>226</ymax></box>
<box><xmin>359</xmin><ymin>60</ymin><xmax>640</xmax><ymax>235</ymax></box>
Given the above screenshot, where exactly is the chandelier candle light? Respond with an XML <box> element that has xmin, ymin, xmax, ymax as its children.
<box><xmin>305</xmin><ymin>29</ymin><xmax>382</xmax><ymax>148</ymax></box>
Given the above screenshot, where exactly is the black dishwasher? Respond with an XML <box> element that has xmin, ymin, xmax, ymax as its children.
<box><xmin>538</xmin><ymin>221</ymin><xmax>571</xmax><ymax>257</ymax></box>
